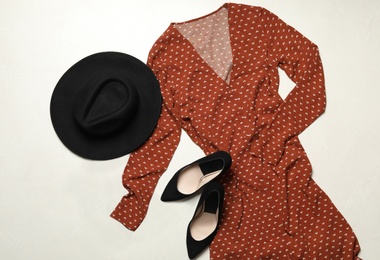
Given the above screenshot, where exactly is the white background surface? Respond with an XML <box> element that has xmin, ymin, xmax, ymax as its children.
<box><xmin>1</xmin><ymin>0</ymin><xmax>378</xmax><ymax>259</ymax></box>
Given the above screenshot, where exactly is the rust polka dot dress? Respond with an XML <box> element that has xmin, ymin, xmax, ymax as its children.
<box><xmin>111</xmin><ymin>3</ymin><xmax>361</xmax><ymax>259</ymax></box>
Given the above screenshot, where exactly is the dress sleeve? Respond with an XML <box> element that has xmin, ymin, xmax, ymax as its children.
<box><xmin>111</xmin><ymin>37</ymin><xmax>182</xmax><ymax>231</ymax></box>
<box><xmin>251</xmin><ymin>9</ymin><xmax>326</xmax><ymax>166</ymax></box>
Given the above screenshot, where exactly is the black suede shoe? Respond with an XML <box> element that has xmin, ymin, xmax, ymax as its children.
<box><xmin>186</xmin><ymin>181</ymin><xmax>224</xmax><ymax>259</ymax></box>
<box><xmin>161</xmin><ymin>151</ymin><xmax>231</xmax><ymax>202</ymax></box>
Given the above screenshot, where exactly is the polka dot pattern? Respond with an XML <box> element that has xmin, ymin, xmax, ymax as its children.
<box><xmin>111</xmin><ymin>3</ymin><xmax>361</xmax><ymax>259</ymax></box>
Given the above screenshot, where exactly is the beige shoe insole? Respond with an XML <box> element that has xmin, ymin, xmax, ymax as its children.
<box><xmin>177</xmin><ymin>164</ymin><xmax>221</xmax><ymax>195</ymax></box>
<box><xmin>190</xmin><ymin>210</ymin><xmax>218</xmax><ymax>241</ymax></box>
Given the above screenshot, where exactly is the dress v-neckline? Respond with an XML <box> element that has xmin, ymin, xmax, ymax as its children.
<box><xmin>171</xmin><ymin>3</ymin><xmax>234</xmax><ymax>86</ymax></box>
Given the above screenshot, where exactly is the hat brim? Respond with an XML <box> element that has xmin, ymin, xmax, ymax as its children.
<box><xmin>50</xmin><ymin>52</ymin><xmax>162</xmax><ymax>160</ymax></box>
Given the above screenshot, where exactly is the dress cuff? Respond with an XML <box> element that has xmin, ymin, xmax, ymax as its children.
<box><xmin>110</xmin><ymin>191</ymin><xmax>146</xmax><ymax>231</ymax></box>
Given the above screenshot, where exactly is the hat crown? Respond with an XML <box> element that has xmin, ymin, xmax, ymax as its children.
<box><xmin>73</xmin><ymin>74</ymin><xmax>139</xmax><ymax>137</ymax></box>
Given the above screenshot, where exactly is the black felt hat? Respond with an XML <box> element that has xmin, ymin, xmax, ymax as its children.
<box><xmin>50</xmin><ymin>52</ymin><xmax>162</xmax><ymax>160</ymax></box>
